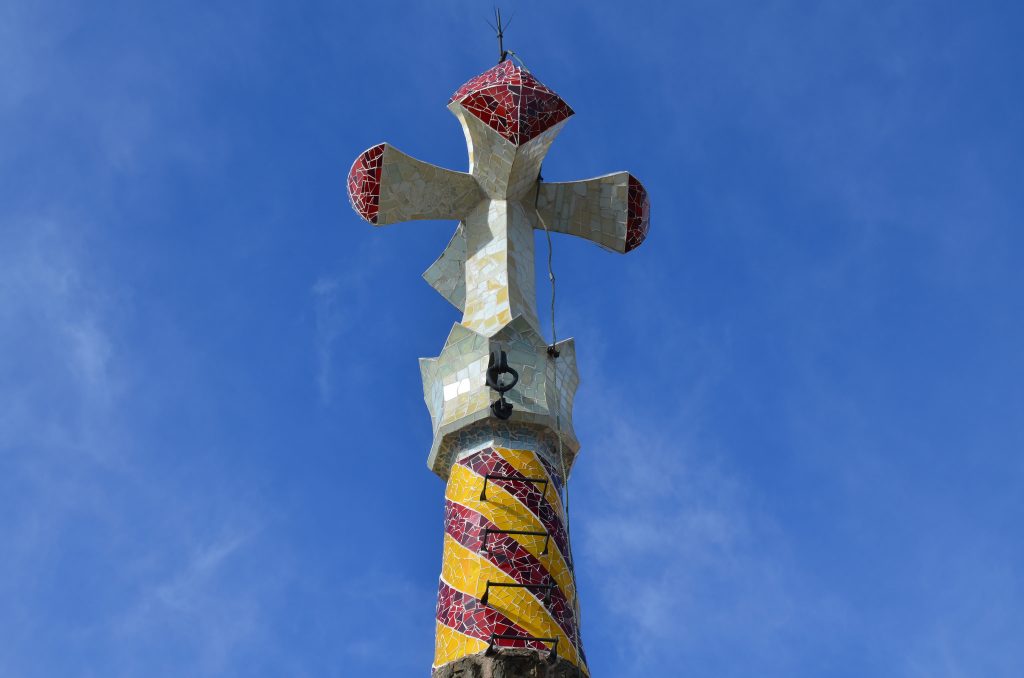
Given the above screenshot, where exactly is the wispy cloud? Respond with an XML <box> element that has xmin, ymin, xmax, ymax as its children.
<box><xmin>576</xmin><ymin>414</ymin><xmax>823</xmax><ymax>675</ymax></box>
<box><xmin>150</xmin><ymin>532</ymin><xmax>253</xmax><ymax>613</ymax></box>
<box><xmin>310</xmin><ymin>241</ymin><xmax>386</xmax><ymax>405</ymax></box>
<box><xmin>337</xmin><ymin>568</ymin><xmax>436</xmax><ymax>671</ymax></box>
<box><xmin>0</xmin><ymin>201</ymin><xmax>285</xmax><ymax>678</ymax></box>
<box><xmin>0</xmin><ymin>216</ymin><xmax>124</xmax><ymax>460</ymax></box>
<box><xmin>0</xmin><ymin>214</ymin><xmax>136</xmax><ymax>676</ymax></box>
<box><xmin>561</xmin><ymin>304</ymin><xmax>845</xmax><ymax>676</ymax></box>
<box><xmin>114</xmin><ymin>528</ymin><xmax>269</xmax><ymax>676</ymax></box>
<box><xmin>312</xmin><ymin>276</ymin><xmax>345</xmax><ymax>404</ymax></box>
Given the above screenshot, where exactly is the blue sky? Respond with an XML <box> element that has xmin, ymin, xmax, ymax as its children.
<box><xmin>2</xmin><ymin>1</ymin><xmax>1022</xmax><ymax>676</ymax></box>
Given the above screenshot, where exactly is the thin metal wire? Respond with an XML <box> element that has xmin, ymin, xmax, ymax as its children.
<box><xmin>505</xmin><ymin>49</ymin><xmax>529</xmax><ymax>71</ymax></box>
<box><xmin>536</xmin><ymin>168</ymin><xmax>582</xmax><ymax>676</ymax></box>
<box><xmin>535</xmin><ymin>169</ymin><xmax>558</xmax><ymax>351</ymax></box>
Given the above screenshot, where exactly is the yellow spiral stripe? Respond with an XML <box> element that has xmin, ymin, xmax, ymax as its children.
<box><xmin>433</xmin><ymin>620</ymin><xmax>487</xmax><ymax>668</ymax></box>
<box><xmin>491</xmin><ymin>446</ymin><xmax>566</xmax><ymax>517</ymax></box>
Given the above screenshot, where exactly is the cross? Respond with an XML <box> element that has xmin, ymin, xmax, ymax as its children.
<box><xmin>347</xmin><ymin>60</ymin><xmax>650</xmax><ymax>478</ymax></box>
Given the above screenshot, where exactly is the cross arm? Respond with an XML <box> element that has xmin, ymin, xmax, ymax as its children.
<box><xmin>348</xmin><ymin>143</ymin><xmax>483</xmax><ymax>226</ymax></box>
<box><xmin>534</xmin><ymin>172</ymin><xmax>650</xmax><ymax>253</ymax></box>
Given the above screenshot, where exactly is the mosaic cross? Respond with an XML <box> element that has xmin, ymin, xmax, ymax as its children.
<box><xmin>347</xmin><ymin>60</ymin><xmax>649</xmax><ymax>676</ymax></box>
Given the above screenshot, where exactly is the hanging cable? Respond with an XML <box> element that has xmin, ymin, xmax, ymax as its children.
<box><xmin>505</xmin><ymin>49</ymin><xmax>529</xmax><ymax>71</ymax></box>
<box><xmin>536</xmin><ymin>168</ymin><xmax>559</xmax><ymax>357</ymax></box>
<box><xmin>535</xmin><ymin>167</ymin><xmax>582</xmax><ymax>677</ymax></box>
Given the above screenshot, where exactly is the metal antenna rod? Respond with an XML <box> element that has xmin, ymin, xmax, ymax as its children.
<box><xmin>487</xmin><ymin>7</ymin><xmax>513</xmax><ymax>63</ymax></box>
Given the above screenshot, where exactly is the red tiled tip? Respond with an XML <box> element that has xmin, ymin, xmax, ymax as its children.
<box><xmin>625</xmin><ymin>175</ymin><xmax>650</xmax><ymax>252</ymax></box>
<box><xmin>347</xmin><ymin>144</ymin><xmax>385</xmax><ymax>224</ymax></box>
<box><xmin>450</xmin><ymin>61</ymin><xmax>573</xmax><ymax>145</ymax></box>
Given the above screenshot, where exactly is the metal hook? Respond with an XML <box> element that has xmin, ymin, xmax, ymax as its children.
<box><xmin>486</xmin><ymin>349</ymin><xmax>518</xmax><ymax>420</ymax></box>
<box><xmin>486</xmin><ymin>350</ymin><xmax>518</xmax><ymax>392</ymax></box>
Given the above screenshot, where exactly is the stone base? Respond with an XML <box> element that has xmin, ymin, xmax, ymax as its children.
<box><xmin>433</xmin><ymin>649</ymin><xmax>583</xmax><ymax>678</ymax></box>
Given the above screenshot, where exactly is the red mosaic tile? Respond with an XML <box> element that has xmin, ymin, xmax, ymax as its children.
<box><xmin>625</xmin><ymin>175</ymin><xmax>650</xmax><ymax>252</ymax></box>
<box><xmin>436</xmin><ymin>580</ymin><xmax>546</xmax><ymax>650</ymax></box>
<box><xmin>450</xmin><ymin>62</ymin><xmax>573</xmax><ymax>145</ymax></box>
<box><xmin>347</xmin><ymin>144</ymin><xmax>385</xmax><ymax>224</ymax></box>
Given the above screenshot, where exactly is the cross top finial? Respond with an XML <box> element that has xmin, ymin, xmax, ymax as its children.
<box><xmin>346</xmin><ymin>61</ymin><xmax>649</xmax><ymax>477</ymax></box>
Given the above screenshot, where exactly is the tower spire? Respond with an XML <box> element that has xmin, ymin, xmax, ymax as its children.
<box><xmin>346</xmin><ymin>56</ymin><xmax>650</xmax><ymax>677</ymax></box>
